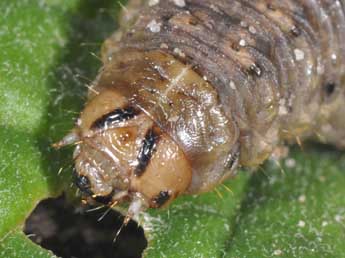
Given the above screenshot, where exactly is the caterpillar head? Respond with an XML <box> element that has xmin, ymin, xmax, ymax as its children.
<box><xmin>54</xmin><ymin>89</ymin><xmax>192</xmax><ymax>218</ymax></box>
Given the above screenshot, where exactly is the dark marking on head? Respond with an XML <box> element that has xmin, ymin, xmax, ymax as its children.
<box><xmin>91</xmin><ymin>106</ymin><xmax>139</xmax><ymax>129</ymax></box>
<box><xmin>134</xmin><ymin>128</ymin><xmax>160</xmax><ymax>177</ymax></box>
<box><xmin>152</xmin><ymin>191</ymin><xmax>171</xmax><ymax>208</ymax></box>
<box><xmin>248</xmin><ymin>63</ymin><xmax>262</xmax><ymax>77</ymax></box>
<box><xmin>92</xmin><ymin>191</ymin><xmax>114</xmax><ymax>205</ymax></box>
<box><xmin>290</xmin><ymin>25</ymin><xmax>301</xmax><ymax>37</ymax></box>
<box><xmin>74</xmin><ymin>169</ymin><xmax>93</xmax><ymax>196</ymax></box>
<box><xmin>325</xmin><ymin>82</ymin><xmax>336</xmax><ymax>96</ymax></box>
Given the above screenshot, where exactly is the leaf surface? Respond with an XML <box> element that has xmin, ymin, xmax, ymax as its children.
<box><xmin>2</xmin><ymin>1</ymin><xmax>345</xmax><ymax>258</ymax></box>
<box><xmin>0</xmin><ymin>0</ymin><xmax>121</xmax><ymax>256</ymax></box>
<box><xmin>145</xmin><ymin>146</ymin><xmax>345</xmax><ymax>258</ymax></box>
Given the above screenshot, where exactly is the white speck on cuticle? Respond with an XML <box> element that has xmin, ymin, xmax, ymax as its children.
<box><xmin>294</xmin><ymin>49</ymin><xmax>305</xmax><ymax>61</ymax></box>
<box><xmin>173</xmin><ymin>0</ymin><xmax>186</xmax><ymax>7</ymax></box>
<box><xmin>147</xmin><ymin>19</ymin><xmax>161</xmax><ymax>33</ymax></box>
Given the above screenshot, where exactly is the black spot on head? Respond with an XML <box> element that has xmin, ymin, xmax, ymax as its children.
<box><xmin>152</xmin><ymin>191</ymin><xmax>171</xmax><ymax>208</ymax></box>
<box><xmin>134</xmin><ymin>128</ymin><xmax>160</xmax><ymax>177</ymax></box>
<box><xmin>92</xmin><ymin>191</ymin><xmax>114</xmax><ymax>205</ymax></box>
<box><xmin>74</xmin><ymin>170</ymin><xmax>93</xmax><ymax>196</ymax></box>
<box><xmin>248</xmin><ymin>63</ymin><xmax>262</xmax><ymax>77</ymax></box>
<box><xmin>325</xmin><ymin>82</ymin><xmax>336</xmax><ymax>96</ymax></box>
<box><xmin>290</xmin><ymin>25</ymin><xmax>301</xmax><ymax>37</ymax></box>
<box><xmin>91</xmin><ymin>106</ymin><xmax>139</xmax><ymax>129</ymax></box>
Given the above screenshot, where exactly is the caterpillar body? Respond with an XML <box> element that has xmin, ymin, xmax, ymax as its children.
<box><xmin>55</xmin><ymin>0</ymin><xmax>345</xmax><ymax>219</ymax></box>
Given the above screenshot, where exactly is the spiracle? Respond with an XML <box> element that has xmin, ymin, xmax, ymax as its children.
<box><xmin>54</xmin><ymin>0</ymin><xmax>345</xmax><ymax>220</ymax></box>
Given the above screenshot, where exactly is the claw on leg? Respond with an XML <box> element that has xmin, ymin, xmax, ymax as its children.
<box><xmin>113</xmin><ymin>194</ymin><xmax>148</xmax><ymax>243</ymax></box>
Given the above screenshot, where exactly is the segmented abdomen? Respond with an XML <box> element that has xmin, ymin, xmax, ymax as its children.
<box><xmin>97</xmin><ymin>0</ymin><xmax>345</xmax><ymax>193</ymax></box>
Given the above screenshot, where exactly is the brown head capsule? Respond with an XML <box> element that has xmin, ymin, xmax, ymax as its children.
<box><xmin>56</xmin><ymin>88</ymin><xmax>194</xmax><ymax>216</ymax></box>
<box><xmin>55</xmin><ymin>0</ymin><xmax>345</xmax><ymax>219</ymax></box>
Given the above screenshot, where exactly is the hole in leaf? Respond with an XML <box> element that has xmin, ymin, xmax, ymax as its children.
<box><xmin>24</xmin><ymin>195</ymin><xmax>147</xmax><ymax>258</ymax></box>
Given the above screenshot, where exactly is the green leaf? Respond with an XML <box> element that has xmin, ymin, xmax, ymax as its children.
<box><xmin>0</xmin><ymin>230</ymin><xmax>57</xmax><ymax>258</ymax></box>
<box><xmin>0</xmin><ymin>0</ymin><xmax>79</xmax><ymax>240</ymax></box>
<box><xmin>0</xmin><ymin>0</ymin><xmax>122</xmax><ymax>256</ymax></box>
<box><xmin>225</xmin><ymin>146</ymin><xmax>345</xmax><ymax>258</ymax></box>
<box><xmin>145</xmin><ymin>146</ymin><xmax>345</xmax><ymax>258</ymax></box>
<box><xmin>0</xmin><ymin>0</ymin><xmax>78</xmax><ymax>133</ymax></box>
<box><xmin>144</xmin><ymin>173</ymin><xmax>250</xmax><ymax>258</ymax></box>
<box><xmin>2</xmin><ymin>1</ymin><xmax>345</xmax><ymax>258</ymax></box>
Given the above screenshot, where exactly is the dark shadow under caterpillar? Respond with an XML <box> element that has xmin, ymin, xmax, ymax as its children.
<box><xmin>54</xmin><ymin>0</ymin><xmax>345</xmax><ymax>220</ymax></box>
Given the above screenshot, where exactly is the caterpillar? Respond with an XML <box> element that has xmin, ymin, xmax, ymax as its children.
<box><xmin>54</xmin><ymin>0</ymin><xmax>345</xmax><ymax>221</ymax></box>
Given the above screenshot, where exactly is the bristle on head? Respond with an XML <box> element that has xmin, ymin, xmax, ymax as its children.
<box><xmin>52</xmin><ymin>130</ymin><xmax>80</xmax><ymax>149</ymax></box>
